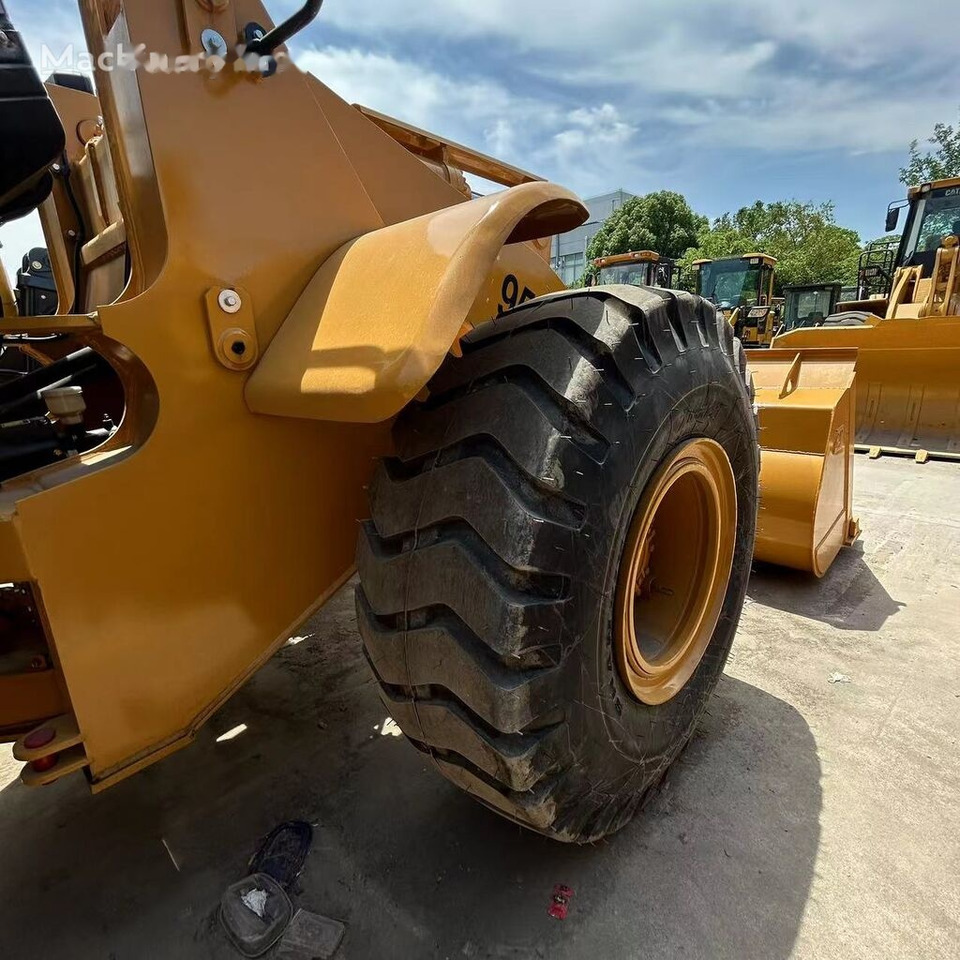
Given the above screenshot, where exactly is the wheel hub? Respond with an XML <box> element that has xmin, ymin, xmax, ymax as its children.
<box><xmin>614</xmin><ymin>439</ymin><xmax>737</xmax><ymax>706</ymax></box>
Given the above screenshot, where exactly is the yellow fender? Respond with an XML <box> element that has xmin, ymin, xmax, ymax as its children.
<box><xmin>246</xmin><ymin>183</ymin><xmax>587</xmax><ymax>423</ymax></box>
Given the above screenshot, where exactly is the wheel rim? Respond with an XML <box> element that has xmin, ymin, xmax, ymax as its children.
<box><xmin>614</xmin><ymin>439</ymin><xmax>737</xmax><ymax>706</ymax></box>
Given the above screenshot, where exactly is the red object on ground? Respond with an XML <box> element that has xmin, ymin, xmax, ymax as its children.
<box><xmin>548</xmin><ymin>885</ymin><xmax>574</xmax><ymax>920</ymax></box>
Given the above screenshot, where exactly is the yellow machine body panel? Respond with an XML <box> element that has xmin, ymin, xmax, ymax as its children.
<box><xmin>747</xmin><ymin>349</ymin><xmax>860</xmax><ymax>577</ymax></box>
<box><xmin>0</xmin><ymin>0</ymin><xmax>586</xmax><ymax>788</ymax></box>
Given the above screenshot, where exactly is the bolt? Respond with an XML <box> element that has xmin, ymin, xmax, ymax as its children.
<box><xmin>66</xmin><ymin>230</ymin><xmax>77</xmax><ymax>239</ymax></box>
<box><xmin>201</xmin><ymin>28</ymin><xmax>227</xmax><ymax>57</ymax></box>
<box><xmin>231</xmin><ymin>340</ymin><xmax>247</xmax><ymax>357</ymax></box>
<box><xmin>218</xmin><ymin>289</ymin><xmax>242</xmax><ymax>314</ymax></box>
<box><xmin>51</xmin><ymin>163</ymin><xmax>62</xmax><ymax>175</ymax></box>
<box><xmin>31</xmin><ymin>261</ymin><xmax>44</xmax><ymax>272</ymax></box>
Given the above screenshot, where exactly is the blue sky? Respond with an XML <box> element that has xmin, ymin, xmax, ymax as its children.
<box><xmin>3</xmin><ymin>0</ymin><xmax>959</xmax><ymax>275</ymax></box>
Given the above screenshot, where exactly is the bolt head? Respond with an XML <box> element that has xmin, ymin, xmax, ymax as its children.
<box><xmin>218</xmin><ymin>289</ymin><xmax>242</xmax><ymax>314</ymax></box>
<box><xmin>201</xmin><ymin>28</ymin><xmax>227</xmax><ymax>56</ymax></box>
<box><xmin>231</xmin><ymin>340</ymin><xmax>247</xmax><ymax>356</ymax></box>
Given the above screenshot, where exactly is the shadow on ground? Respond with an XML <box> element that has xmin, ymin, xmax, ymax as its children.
<box><xmin>749</xmin><ymin>543</ymin><xmax>904</xmax><ymax>632</ymax></box>
<box><xmin>0</xmin><ymin>583</ymin><xmax>821</xmax><ymax>960</ymax></box>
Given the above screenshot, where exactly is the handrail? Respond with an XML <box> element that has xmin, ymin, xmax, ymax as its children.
<box><xmin>246</xmin><ymin>0</ymin><xmax>324</xmax><ymax>58</ymax></box>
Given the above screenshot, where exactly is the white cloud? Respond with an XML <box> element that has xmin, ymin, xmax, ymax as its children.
<box><xmin>554</xmin><ymin>104</ymin><xmax>635</xmax><ymax>157</ymax></box>
<box><xmin>662</xmin><ymin>77</ymin><xmax>958</xmax><ymax>154</ymax></box>
<box><xmin>313</xmin><ymin>0</ymin><xmax>958</xmax><ymax>154</ymax></box>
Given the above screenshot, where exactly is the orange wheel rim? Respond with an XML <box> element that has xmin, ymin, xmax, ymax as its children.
<box><xmin>614</xmin><ymin>439</ymin><xmax>737</xmax><ymax>706</ymax></box>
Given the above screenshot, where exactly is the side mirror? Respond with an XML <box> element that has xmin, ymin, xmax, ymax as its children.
<box><xmin>885</xmin><ymin>206</ymin><xmax>901</xmax><ymax>234</ymax></box>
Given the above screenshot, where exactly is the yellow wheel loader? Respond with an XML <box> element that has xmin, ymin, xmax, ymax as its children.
<box><xmin>0</xmin><ymin>0</ymin><xmax>852</xmax><ymax>843</ymax></box>
<box><xmin>691</xmin><ymin>254</ymin><xmax>781</xmax><ymax>347</ymax></box>
<box><xmin>774</xmin><ymin>178</ymin><xmax>960</xmax><ymax>463</ymax></box>
<box><xmin>589</xmin><ymin>250</ymin><xmax>679</xmax><ymax>288</ymax></box>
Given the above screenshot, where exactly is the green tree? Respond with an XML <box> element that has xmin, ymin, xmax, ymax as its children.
<box><xmin>681</xmin><ymin>200</ymin><xmax>863</xmax><ymax>290</ymax></box>
<box><xmin>584</xmin><ymin>191</ymin><xmax>707</xmax><ymax>282</ymax></box>
<box><xmin>899</xmin><ymin>112</ymin><xmax>960</xmax><ymax>186</ymax></box>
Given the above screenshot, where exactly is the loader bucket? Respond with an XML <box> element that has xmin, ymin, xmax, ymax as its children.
<box><xmin>774</xmin><ymin>316</ymin><xmax>960</xmax><ymax>462</ymax></box>
<box><xmin>748</xmin><ymin>348</ymin><xmax>859</xmax><ymax>577</ymax></box>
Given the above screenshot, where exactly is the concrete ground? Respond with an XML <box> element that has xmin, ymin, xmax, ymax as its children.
<box><xmin>1</xmin><ymin>456</ymin><xmax>958</xmax><ymax>959</ymax></box>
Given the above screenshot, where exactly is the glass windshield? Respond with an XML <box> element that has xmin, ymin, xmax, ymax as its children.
<box><xmin>783</xmin><ymin>289</ymin><xmax>835</xmax><ymax>330</ymax></box>
<box><xmin>696</xmin><ymin>261</ymin><xmax>762</xmax><ymax>308</ymax></box>
<box><xmin>900</xmin><ymin>189</ymin><xmax>960</xmax><ymax>266</ymax></box>
<box><xmin>598</xmin><ymin>263</ymin><xmax>653</xmax><ymax>286</ymax></box>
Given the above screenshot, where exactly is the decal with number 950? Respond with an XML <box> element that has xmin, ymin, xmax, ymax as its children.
<box><xmin>498</xmin><ymin>274</ymin><xmax>537</xmax><ymax>316</ymax></box>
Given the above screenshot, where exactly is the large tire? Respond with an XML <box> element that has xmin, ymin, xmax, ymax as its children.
<box><xmin>356</xmin><ymin>286</ymin><xmax>759</xmax><ymax>843</ymax></box>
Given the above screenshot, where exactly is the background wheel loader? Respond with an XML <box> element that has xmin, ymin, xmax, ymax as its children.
<box><xmin>589</xmin><ymin>249</ymin><xmax>679</xmax><ymax>288</ymax></box>
<box><xmin>691</xmin><ymin>253</ymin><xmax>782</xmax><ymax>347</ymax></box>
<box><xmin>0</xmin><ymin>0</ymin><xmax>854</xmax><ymax>844</ymax></box>
<box><xmin>774</xmin><ymin>177</ymin><xmax>960</xmax><ymax>463</ymax></box>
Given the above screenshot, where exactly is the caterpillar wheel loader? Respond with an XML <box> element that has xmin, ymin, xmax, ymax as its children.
<box><xmin>0</xmin><ymin>0</ymin><xmax>856</xmax><ymax>844</ymax></box>
<box><xmin>589</xmin><ymin>250</ymin><xmax>679</xmax><ymax>288</ymax></box>
<box><xmin>691</xmin><ymin>254</ymin><xmax>781</xmax><ymax>347</ymax></box>
<box><xmin>774</xmin><ymin>178</ymin><xmax>960</xmax><ymax>463</ymax></box>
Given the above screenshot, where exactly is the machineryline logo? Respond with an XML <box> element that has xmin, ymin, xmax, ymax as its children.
<box><xmin>40</xmin><ymin>42</ymin><xmax>292</xmax><ymax>75</ymax></box>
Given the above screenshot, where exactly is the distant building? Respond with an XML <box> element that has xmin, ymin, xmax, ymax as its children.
<box><xmin>550</xmin><ymin>189</ymin><xmax>635</xmax><ymax>286</ymax></box>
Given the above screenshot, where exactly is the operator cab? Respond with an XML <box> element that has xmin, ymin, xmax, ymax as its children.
<box><xmin>890</xmin><ymin>180</ymin><xmax>960</xmax><ymax>278</ymax></box>
<box><xmin>781</xmin><ymin>283</ymin><xmax>842</xmax><ymax>332</ymax></box>
<box><xmin>591</xmin><ymin>250</ymin><xmax>679</xmax><ymax>289</ymax></box>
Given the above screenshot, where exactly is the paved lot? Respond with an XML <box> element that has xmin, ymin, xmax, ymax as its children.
<box><xmin>2</xmin><ymin>456</ymin><xmax>958</xmax><ymax>959</ymax></box>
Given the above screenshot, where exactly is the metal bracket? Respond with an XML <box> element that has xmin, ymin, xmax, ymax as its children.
<box><xmin>205</xmin><ymin>286</ymin><xmax>258</xmax><ymax>371</ymax></box>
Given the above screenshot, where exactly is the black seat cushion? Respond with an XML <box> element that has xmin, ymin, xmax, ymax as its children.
<box><xmin>0</xmin><ymin>3</ymin><xmax>66</xmax><ymax>223</ymax></box>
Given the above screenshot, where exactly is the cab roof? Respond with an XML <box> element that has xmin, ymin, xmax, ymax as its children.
<box><xmin>594</xmin><ymin>250</ymin><xmax>660</xmax><ymax>269</ymax></box>
<box><xmin>907</xmin><ymin>176</ymin><xmax>960</xmax><ymax>199</ymax></box>
<box><xmin>691</xmin><ymin>253</ymin><xmax>777</xmax><ymax>267</ymax></box>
